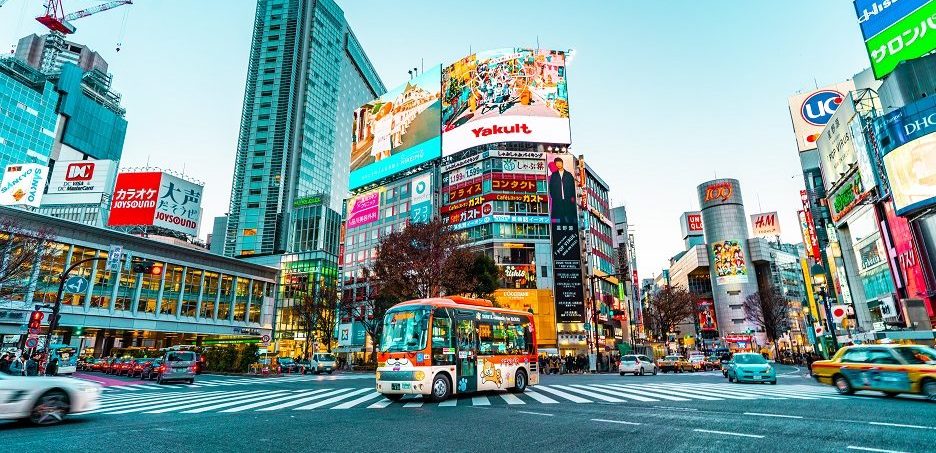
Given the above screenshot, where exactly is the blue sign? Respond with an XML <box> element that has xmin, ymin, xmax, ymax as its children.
<box><xmin>452</xmin><ymin>214</ymin><xmax>551</xmax><ymax>230</ymax></box>
<box><xmin>410</xmin><ymin>201</ymin><xmax>432</xmax><ymax>223</ymax></box>
<box><xmin>348</xmin><ymin>136</ymin><xmax>441</xmax><ymax>190</ymax></box>
<box><xmin>64</xmin><ymin>276</ymin><xmax>88</xmax><ymax>294</ymax></box>
<box><xmin>801</xmin><ymin>90</ymin><xmax>844</xmax><ymax>126</ymax></box>
<box><xmin>854</xmin><ymin>0</ymin><xmax>930</xmax><ymax>40</ymax></box>
<box><xmin>873</xmin><ymin>94</ymin><xmax>936</xmax><ymax>155</ymax></box>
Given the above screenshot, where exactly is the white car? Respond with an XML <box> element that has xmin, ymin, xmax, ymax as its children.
<box><xmin>0</xmin><ymin>373</ymin><xmax>101</xmax><ymax>425</ymax></box>
<box><xmin>619</xmin><ymin>354</ymin><xmax>657</xmax><ymax>376</ymax></box>
<box><xmin>306</xmin><ymin>353</ymin><xmax>338</xmax><ymax>375</ymax></box>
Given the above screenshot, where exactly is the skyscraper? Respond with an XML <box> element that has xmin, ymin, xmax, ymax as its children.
<box><xmin>225</xmin><ymin>0</ymin><xmax>384</xmax><ymax>259</ymax></box>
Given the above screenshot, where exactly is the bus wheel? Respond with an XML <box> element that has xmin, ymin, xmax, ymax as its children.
<box><xmin>429</xmin><ymin>374</ymin><xmax>452</xmax><ymax>402</ymax></box>
<box><xmin>509</xmin><ymin>370</ymin><xmax>528</xmax><ymax>394</ymax></box>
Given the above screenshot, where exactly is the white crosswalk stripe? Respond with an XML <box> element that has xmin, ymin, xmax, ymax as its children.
<box><xmin>90</xmin><ymin>373</ymin><xmax>376</xmax><ymax>393</ymax></box>
<box><xmin>79</xmin><ymin>382</ymin><xmax>848</xmax><ymax>415</ymax></box>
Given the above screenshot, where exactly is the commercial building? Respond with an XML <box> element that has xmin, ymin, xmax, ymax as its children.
<box><xmin>611</xmin><ymin>205</ymin><xmax>641</xmax><ymax>346</ymax></box>
<box><xmin>222</xmin><ymin>0</ymin><xmax>385</xmax><ymax>357</ymax></box>
<box><xmin>0</xmin><ymin>206</ymin><xmax>277</xmax><ymax>355</ymax></box>
<box><xmin>15</xmin><ymin>33</ymin><xmax>109</xmax><ymax>75</ymax></box>
<box><xmin>0</xmin><ymin>58</ymin><xmax>59</xmax><ymax>168</ymax></box>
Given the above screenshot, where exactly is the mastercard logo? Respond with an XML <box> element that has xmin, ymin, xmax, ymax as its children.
<box><xmin>806</xmin><ymin>133</ymin><xmax>820</xmax><ymax>143</ymax></box>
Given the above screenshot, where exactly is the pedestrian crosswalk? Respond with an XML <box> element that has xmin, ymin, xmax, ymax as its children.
<box><xmin>90</xmin><ymin>373</ymin><xmax>375</xmax><ymax>393</ymax></box>
<box><xmin>81</xmin><ymin>382</ymin><xmax>849</xmax><ymax>415</ymax></box>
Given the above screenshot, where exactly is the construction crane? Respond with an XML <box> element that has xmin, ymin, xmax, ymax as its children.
<box><xmin>0</xmin><ymin>0</ymin><xmax>10</xmax><ymax>8</ymax></box>
<box><xmin>36</xmin><ymin>0</ymin><xmax>132</xmax><ymax>35</ymax></box>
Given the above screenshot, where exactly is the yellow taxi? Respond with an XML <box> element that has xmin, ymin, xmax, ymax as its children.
<box><xmin>811</xmin><ymin>344</ymin><xmax>936</xmax><ymax>400</ymax></box>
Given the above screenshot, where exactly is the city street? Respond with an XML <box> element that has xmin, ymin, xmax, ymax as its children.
<box><xmin>3</xmin><ymin>365</ymin><xmax>933</xmax><ymax>452</ymax></box>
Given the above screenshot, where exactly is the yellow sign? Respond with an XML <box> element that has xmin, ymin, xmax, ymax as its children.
<box><xmin>495</xmin><ymin>289</ymin><xmax>556</xmax><ymax>347</ymax></box>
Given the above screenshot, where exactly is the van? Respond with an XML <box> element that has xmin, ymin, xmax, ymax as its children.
<box><xmin>157</xmin><ymin>350</ymin><xmax>197</xmax><ymax>384</ymax></box>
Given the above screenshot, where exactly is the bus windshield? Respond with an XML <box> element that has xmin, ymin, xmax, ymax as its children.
<box><xmin>380</xmin><ymin>308</ymin><xmax>430</xmax><ymax>353</ymax></box>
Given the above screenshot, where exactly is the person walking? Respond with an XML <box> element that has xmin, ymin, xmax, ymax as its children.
<box><xmin>25</xmin><ymin>355</ymin><xmax>39</xmax><ymax>376</ymax></box>
<box><xmin>9</xmin><ymin>355</ymin><xmax>25</xmax><ymax>376</ymax></box>
<box><xmin>45</xmin><ymin>357</ymin><xmax>59</xmax><ymax>376</ymax></box>
<box><xmin>0</xmin><ymin>352</ymin><xmax>12</xmax><ymax>374</ymax></box>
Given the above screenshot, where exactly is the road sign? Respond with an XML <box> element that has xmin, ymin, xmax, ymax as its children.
<box><xmin>64</xmin><ymin>276</ymin><xmax>88</xmax><ymax>294</ymax></box>
<box><xmin>28</xmin><ymin>327</ymin><xmax>40</xmax><ymax>335</ymax></box>
<box><xmin>261</xmin><ymin>334</ymin><xmax>271</xmax><ymax>345</ymax></box>
<box><xmin>106</xmin><ymin>245</ymin><xmax>123</xmax><ymax>271</ymax></box>
<box><xmin>25</xmin><ymin>337</ymin><xmax>38</xmax><ymax>348</ymax></box>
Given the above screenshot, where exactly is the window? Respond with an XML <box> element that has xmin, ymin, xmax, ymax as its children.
<box><xmin>250</xmin><ymin>176</ymin><xmax>262</xmax><ymax>182</ymax></box>
<box><xmin>431</xmin><ymin>314</ymin><xmax>453</xmax><ymax>348</ymax></box>
<box><xmin>893</xmin><ymin>347</ymin><xmax>936</xmax><ymax>364</ymax></box>
<box><xmin>218</xmin><ymin>275</ymin><xmax>233</xmax><ymax>320</ymax></box>
<box><xmin>201</xmin><ymin>271</ymin><xmax>219</xmax><ymax>319</ymax></box>
<box><xmin>180</xmin><ymin>268</ymin><xmax>201</xmax><ymax>317</ymax></box>
<box><xmin>866</xmin><ymin>349</ymin><xmax>900</xmax><ymax>365</ymax></box>
<box><xmin>841</xmin><ymin>349</ymin><xmax>870</xmax><ymax>363</ymax></box>
<box><xmin>477</xmin><ymin>316</ymin><xmax>531</xmax><ymax>355</ymax></box>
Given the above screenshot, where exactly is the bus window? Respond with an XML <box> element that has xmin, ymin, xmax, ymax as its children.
<box><xmin>431</xmin><ymin>312</ymin><xmax>453</xmax><ymax>349</ymax></box>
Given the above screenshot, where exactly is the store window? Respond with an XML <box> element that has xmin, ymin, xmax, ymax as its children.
<box><xmin>181</xmin><ymin>268</ymin><xmax>202</xmax><ymax>317</ymax></box>
<box><xmin>218</xmin><ymin>274</ymin><xmax>233</xmax><ymax>320</ymax></box>
<box><xmin>160</xmin><ymin>263</ymin><xmax>185</xmax><ymax>315</ymax></box>
<box><xmin>32</xmin><ymin>241</ymin><xmax>69</xmax><ymax>305</ymax></box>
<box><xmin>201</xmin><ymin>271</ymin><xmax>219</xmax><ymax>319</ymax></box>
<box><xmin>138</xmin><ymin>261</ymin><xmax>163</xmax><ymax>313</ymax></box>
<box><xmin>249</xmin><ymin>280</ymin><xmax>264</xmax><ymax>323</ymax></box>
<box><xmin>89</xmin><ymin>250</ymin><xmax>113</xmax><ymax>310</ymax></box>
<box><xmin>65</xmin><ymin>246</ymin><xmax>97</xmax><ymax>306</ymax></box>
<box><xmin>112</xmin><ymin>259</ymin><xmax>138</xmax><ymax>312</ymax></box>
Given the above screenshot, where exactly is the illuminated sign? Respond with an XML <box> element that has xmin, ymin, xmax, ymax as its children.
<box><xmin>703</xmin><ymin>182</ymin><xmax>733</xmax><ymax>203</ymax></box>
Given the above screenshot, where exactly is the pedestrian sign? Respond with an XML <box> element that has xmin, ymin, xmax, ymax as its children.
<box><xmin>64</xmin><ymin>276</ymin><xmax>88</xmax><ymax>294</ymax></box>
<box><xmin>106</xmin><ymin>245</ymin><xmax>123</xmax><ymax>271</ymax></box>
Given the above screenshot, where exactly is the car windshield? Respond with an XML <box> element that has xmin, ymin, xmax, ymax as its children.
<box><xmin>317</xmin><ymin>354</ymin><xmax>335</xmax><ymax>361</ymax></box>
<box><xmin>279</xmin><ymin>358</ymin><xmax>294</xmax><ymax>364</ymax></box>
<box><xmin>733</xmin><ymin>354</ymin><xmax>767</xmax><ymax>365</ymax></box>
<box><xmin>623</xmin><ymin>355</ymin><xmax>637</xmax><ymax>361</ymax></box>
<box><xmin>167</xmin><ymin>352</ymin><xmax>196</xmax><ymax>362</ymax></box>
<box><xmin>893</xmin><ymin>346</ymin><xmax>936</xmax><ymax>365</ymax></box>
<box><xmin>380</xmin><ymin>308</ymin><xmax>430</xmax><ymax>352</ymax></box>
<box><xmin>664</xmin><ymin>356</ymin><xmax>680</xmax><ymax>361</ymax></box>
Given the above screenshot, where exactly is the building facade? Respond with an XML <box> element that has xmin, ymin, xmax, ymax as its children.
<box><xmin>0</xmin><ymin>58</ymin><xmax>59</xmax><ymax>168</ymax></box>
<box><xmin>15</xmin><ymin>33</ymin><xmax>109</xmax><ymax>75</ymax></box>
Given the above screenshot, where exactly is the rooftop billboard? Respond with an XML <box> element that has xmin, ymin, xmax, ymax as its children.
<box><xmin>787</xmin><ymin>81</ymin><xmax>856</xmax><ymax>152</ymax></box>
<box><xmin>107</xmin><ymin>171</ymin><xmax>204</xmax><ymax>237</ymax></box>
<box><xmin>42</xmin><ymin>159</ymin><xmax>117</xmax><ymax>205</ymax></box>
<box><xmin>442</xmin><ymin>48</ymin><xmax>570</xmax><ymax>155</ymax></box>
<box><xmin>854</xmin><ymin>0</ymin><xmax>936</xmax><ymax>78</ymax></box>
<box><xmin>349</xmin><ymin>65</ymin><xmax>442</xmax><ymax>190</ymax></box>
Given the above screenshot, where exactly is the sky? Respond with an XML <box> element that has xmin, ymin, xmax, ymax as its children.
<box><xmin>0</xmin><ymin>0</ymin><xmax>872</xmax><ymax>278</ymax></box>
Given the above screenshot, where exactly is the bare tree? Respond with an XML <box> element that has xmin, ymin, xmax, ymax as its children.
<box><xmin>339</xmin><ymin>271</ymin><xmax>397</xmax><ymax>365</ymax></box>
<box><xmin>743</xmin><ymin>285</ymin><xmax>790</xmax><ymax>358</ymax></box>
<box><xmin>644</xmin><ymin>285</ymin><xmax>698</xmax><ymax>342</ymax></box>
<box><xmin>291</xmin><ymin>278</ymin><xmax>340</xmax><ymax>358</ymax></box>
<box><xmin>0</xmin><ymin>219</ymin><xmax>55</xmax><ymax>302</ymax></box>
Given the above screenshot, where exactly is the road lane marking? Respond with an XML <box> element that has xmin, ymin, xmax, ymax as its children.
<box><xmin>103</xmin><ymin>391</ymin><xmax>253</xmax><ymax>414</ymax></box>
<box><xmin>533</xmin><ymin>385</ymin><xmax>592</xmax><ymax>403</ymax></box>
<box><xmin>592</xmin><ymin>418</ymin><xmax>641</xmax><ymax>426</ymax></box>
<box><xmin>693</xmin><ymin>429</ymin><xmax>764</xmax><ymax>439</ymax></box>
<box><xmin>517</xmin><ymin>410</ymin><xmax>553</xmax><ymax>416</ymax></box>
<box><xmin>184</xmin><ymin>390</ymin><xmax>316</xmax><ymax>413</ymax></box>
<box><xmin>550</xmin><ymin>384</ymin><xmax>624</xmax><ymax>402</ymax></box>
<box><xmin>596</xmin><ymin>384</ymin><xmax>686</xmax><ymax>401</ymax></box>
<box><xmin>403</xmin><ymin>401</ymin><xmax>424</xmax><ymax>408</ymax></box>
<box><xmin>256</xmin><ymin>388</ymin><xmax>354</xmax><ymax>411</ymax></box>
<box><xmin>498</xmin><ymin>393</ymin><xmax>525</xmax><ymax>405</ymax></box>
<box><xmin>145</xmin><ymin>390</ymin><xmax>290</xmax><ymax>413</ymax></box>
<box><xmin>367</xmin><ymin>399</ymin><xmax>395</xmax><ymax>409</ymax></box>
<box><xmin>293</xmin><ymin>388</ymin><xmax>372</xmax><ymax>410</ymax></box>
<box><xmin>575</xmin><ymin>384</ymin><xmax>658</xmax><ymax>402</ymax></box>
<box><xmin>868</xmin><ymin>422</ymin><xmax>935</xmax><ymax>430</ymax></box>
<box><xmin>471</xmin><ymin>395</ymin><xmax>491</xmax><ymax>406</ymax></box>
<box><xmin>625</xmin><ymin>385</ymin><xmax>721</xmax><ymax>401</ymax></box>
<box><xmin>523</xmin><ymin>389</ymin><xmax>559</xmax><ymax>404</ymax></box>
<box><xmin>218</xmin><ymin>389</ymin><xmax>330</xmax><ymax>412</ymax></box>
<box><xmin>640</xmin><ymin>384</ymin><xmax>758</xmax><ymax>400</ymax></box>
<box><xmin>84</xmin><ymin>391</ymin><xmax>225</xmax><ymax>413</ymax></box>
<box><xmin>744</xmin><ymin>412</ymin><xmax>804</xmax><ymax>419</ymax></box>
<box><xmin>846</xmin><ymin>446</ymin><xmax>908</xmax><ymax>453</ymax></box>
<box><xmin>437</xmin><ymin>398</ymin><xmax>458</xmax><ymax>407</ymax></box>
<box><xmin>331</xmin><ymin>392</ymin><xmax>384</xmax><ymax>409</ymax></box>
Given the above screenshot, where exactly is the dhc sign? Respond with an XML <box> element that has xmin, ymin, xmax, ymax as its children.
<box><xmin>801</xmin><ymin>90</ymin><xmax>844</xmax><ymax>126</ymax></box>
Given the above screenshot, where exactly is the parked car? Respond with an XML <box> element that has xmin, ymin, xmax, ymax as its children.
<box><xmin>0</xmin><ymin>372</ymin><xmax>101</xmax><ymax>425</ymax></box>
<box><xmin>619</xmin><ymin>354</ymin><xmax>657</xmax><ymax>376</ymax></box>
<box><xmin>140</xmin><ymin>359</ymin><xmax>164</xmax><ymax>380</ymax></box>
<box><xmin>658</xmin><ymin>355</ymin><xmax>692</xmax><ymax>373</ymax></box>
<box><xmin>304</xmin><ymin>353</ymin><xmax>337</xmax><ymax>375</ymax></box>
<box><xmin>104</xmin><ymin>358</ymin><xmax>124</xmax><ymax>375</ymax></box>
<box><xmin>115</xmin><ymin>358</ymin><xmax>135</xmax><ymax>376</ymax></box>
<box><xmin>90</xmin><ymin>358</ymin><xmax>108</xmax><ymax>373</ymax></box>
<box><xmin>277</xmin><ymin>357</ymin><xmax>299</xmax><ymax>373</ymax></box>
<box><xmin>128</xmin><ymin>358</ymin><xmax>155</xmax><ymax>378</ymax></box>
<box><xmin>156</xmin><ymin>351</ymin><xmax>197</xmax><ymax>384</ymax></box>
<box><xmin>811</xmin><ymin>344</ymin><xmax>936</xmax><ymax>399</ymax></box>
<box><xmin>726</xmin><ymin>353</ymin><xmax>776</xmax><ymax>384</ymax></box>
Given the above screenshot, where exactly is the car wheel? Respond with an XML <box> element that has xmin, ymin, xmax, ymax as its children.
<box><xmin>652</xmin><ymin>367</ymin><xmax>658</xmax><ymax>376</ymax></box>
<box><xmin>833</xmin><ymin>375</ymin><xmax>854</xmax><ymax>395</ymax></box>
<box><xmin>188</xmin><ymin>379</ymin><xmax>195</xmax><ymax>384</ymax></box>
<box><xmin>509</xmin><ymin>370</ymin><xmax>528</xmax><ymax>394</ymax></box>
<box><xmin>29</xmin><ymin>390</ymin><xmax>70</xmax><ymax>426</ymax></box>
<box><xmin>385</xmin><ymin>393</ymin><xmax>405</xmax><ymax>402</ymax></box>
<box><xmin>327</xmin><ymin>370</ymin><xmax>333</xmax><ymax>375</ymax></box>
<box><xmin>428</xmin><ymin>374</ymin><xmax>452</xmax><ymax>402</ymax></box>
<box><xmin>638</xmin><ymin>367</ymin><xmax>645</xmax><ymax>376</ymax></box>
<box><xmin>922</xmin><ymin>379</ymin><xmax>936</xmax><ymax>401</ymax></box>
<box><xmin>619</xmin><ymin>372</ymin><xmax>625</xmax><ymax>376</ymax></box>
<box><xmin>728</xmin><ymin>374</ymin><xmax>735</xmax><ymax>383</ymax></box>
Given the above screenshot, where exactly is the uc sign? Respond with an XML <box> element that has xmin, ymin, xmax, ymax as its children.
<box><xmin>801</xmin><ymin>90</ymin><xmax>843</xmax><ymax>126</ymax></box>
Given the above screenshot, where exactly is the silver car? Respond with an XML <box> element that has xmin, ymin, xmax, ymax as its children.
<box><xmin>619</xmin><ymin>354</ymin><xmax>657</xmax><ymax>376</ymax></box>
<box><xmin>157</xmin><ymin>351</ymin><xmax>197</xmax><ymax>384</ymax></box>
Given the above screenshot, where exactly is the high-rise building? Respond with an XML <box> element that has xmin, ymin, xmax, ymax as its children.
<box><xmin>15</xmin><ymin>33</ymin><xmax>109</xmax><ymax>75</ymax></box>
<box><xmin>611</xmin><ymin>205</ymin><xmax>642</xmax><ymax>345</ymax></box>
<box><xmin>0</xmin><ymin>58</ymin><xmax>59</xmax><ymax>168</ymax></box>
<box><xmin>225</xmin><ymin>0</ymin><xmax>385</xmax><ymax>260</ymax></box>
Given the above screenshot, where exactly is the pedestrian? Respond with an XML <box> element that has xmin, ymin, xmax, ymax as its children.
<box><xmin>25</xmin><ymin>354</ymin><xmax>39</xmax><ymax>376</ymax></box>
<box><xmin>45</xmin><ymin>357</ymin><xmax>58</xmax><ymax>376</ymax></box>
<box><xmin>9</xmin><ymin>354</ymin><xmax>25</xmax><ymax>376</ymax></box>
<box><xmin>0</xmin><ymin>352</ymin><xmax>11</xmax><ymax>374</ymax></box>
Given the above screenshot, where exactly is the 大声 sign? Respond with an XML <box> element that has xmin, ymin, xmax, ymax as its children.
<box><xmin>107</xmin><ymin>171</ymin><xmax>204</xmax><ymax>237</ymax></box>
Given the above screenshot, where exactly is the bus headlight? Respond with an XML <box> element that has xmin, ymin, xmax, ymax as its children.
<box><xmin>375</xmin><ymin>371</ymin><xmax>381</xmax><ymax>380</ymax></box>
<box><xmin>414</xmin><ymin>371</ymin><xmax>425</xmax><ymax>381</ymax></box>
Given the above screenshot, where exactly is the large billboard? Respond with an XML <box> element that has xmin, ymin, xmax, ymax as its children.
<box><xmin>855</xmin><ymin>0</ymin><xmax>936</xmax><ymax>78</ymax></box>
<box><xmin>107</xmin><ymin>171</ymin><xmax>204</xmax><ymax>236</ymax></box>
<box><xmin>884</xmin><ymin>132</ymin><xmax>936</xmax><ymax>214</ymax></box>
<box><xmin>442</xmin><ymin>48</ymin><xmax>570</xmax><ymax>155</ymax></box>
<box><xmin>817</xmin><ymin>93</ymin><xmax>859</xmax><ymax>191</ymax></box>
<box><xmin>546</xmin><ymin>153</ymin><xmax>585</xmax><ymax>323</ymax></box>
<box><xmin>0</xmin><ymin>163</ymin><xmax>47</xmax><ymax>208</ymax></box>
<box><xmin>43</xmin><ymin>159</ymin><xmax>117</xmax><ymax>205</ymax></box>
<box><xmin>710</xmin><ymin>239</ymin><xmax>749</xmax><ymax>285</ymax></box>
<box><xmin>349</xmin><ymin>65</ymin><xmax>442</xmax><ymax>190</ymax></box>
<box><xmin>787</xmin><ymin>81</ymin><xmax>856</xmax><ymax>152</ymax></box>
<box><xmin>346</xmin><ymin>190</ymin><xmax>381</xmax><ymax>229</ymax></box>
<box><xmin>750</xmin><ymin>212</ymin><xmax>780</xmax><ymax>239</ymax></box>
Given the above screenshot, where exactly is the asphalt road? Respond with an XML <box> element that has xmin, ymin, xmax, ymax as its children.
<box><xmin>3</xmin><ymin>365</ymin><xmax>934</xmax><ymax>453</ymax></box>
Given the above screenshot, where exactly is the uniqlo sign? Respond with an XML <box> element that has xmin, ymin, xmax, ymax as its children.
<box><xmin>108</xmin><ymin>172</ymin><xmax>162</xmax><ymax>226</ymax></box>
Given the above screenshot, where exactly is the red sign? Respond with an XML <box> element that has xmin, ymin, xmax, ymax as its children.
<box><xmin>697</xmin><ymin>299</ymin><xmax>717</xmax><ymax>331</ymax></box>
<box><xmin>444</xmin><ymin>202</ymin><xmax>493</xmax><ymax>225</ymax></box>
<box><xmin>107</xmin><ymin>172</ymin><xmax>162</xmax><ymax>226</ymax></box>
<box><xmin>687</xmin><ymin>213</ymin><xmax>703</xmax><ymax>232</ymax></box>
<box><xmin>446</xmin><ymin>182</ymin><xmax>483</xmax><ymax>202</ymax></box>
<box><xmin>882</xmin><ymin>200</ymin><xmax>934</xmax><ymax>317</ymax></box>
<box><xmin>703</xmin><ymin>182</ymin><xmax>733</xmax><ymax>203</ymax></box>
<box><xmin>441</xmin><ymin>193</ymin><xmax>546</xmax><ymax>214</ymax></box>
<box><xmin>65</xmin><ymin>162</ymin><xmax>95</xmax><ymax>181</ymax></box>
<box><xmin>724</xmin><ymin>334</ymin><xmax>752</xmax><ymax>343</ymax></box>
<box><xmin>491</xmin><ymin>177</ymin><xmax>538</xmax><ymax>193</ymax></box>
<box><xmin>800</xmin><ymin>190</ymin><xmax>822</xmax><ymax>263</ymax></box>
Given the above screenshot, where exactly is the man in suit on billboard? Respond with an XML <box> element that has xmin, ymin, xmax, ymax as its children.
<box><xmin>548</xmin><ymin>156</ymin><xmax>577</xmax><ymax>224</ymax></box>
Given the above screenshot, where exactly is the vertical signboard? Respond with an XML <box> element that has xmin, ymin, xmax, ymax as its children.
<box><xmin>152</xmin><ymin>173</ymin><xmax>203</xmax><ymax>237</ymax></box>
<box><xmin>697</xmin><ymin>299</ymin><xmax>718</xmax><ymax>331</ymax></box>
<box><xmin>107</xmin><ymin>172</ymin><xmax>162</xmax><ymax>226</ymax></box>
<box><xmin>409</xmin><ymin>172</ymin><xmax>432</xmax><ymax>223</ymax></box>
<box><xmin>0</xmin><ymin>163</ymin><xmax>47</xmax><ymax>207</ymax></box>
<box><xmin>800</xmin><ymin>190</ymin><xmax>823</xmax><ymax>262</ymax></box>
<box><xmin>546</xmin><ymin>153</ymin><xmax>585</xmax><ymax>323</ymax></box>
<box><xmin>346</xmin><ymin>191</ymin><xmax>381</xmax><ymax>229</ymax></box>
<box><xmin>750</xmin><ymin>212</ymin><xmax>780</xmax><ymax>239</ymax></box>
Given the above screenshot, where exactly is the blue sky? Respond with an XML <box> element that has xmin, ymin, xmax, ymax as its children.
<box><xmin>0</xmin><ymin>0</ymin><xmax>872</xmax><ymax>277</ymax></box>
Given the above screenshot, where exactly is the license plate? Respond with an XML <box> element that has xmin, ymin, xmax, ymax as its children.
<box><xmin>391</xmin><ymin>383</ymin><xmax>401</xmax><ymax>390</ymax></box>
<box><xmin>174</xmin><ymin>368</ymin><xmax>186</xmax><ymax>372</ymax></box>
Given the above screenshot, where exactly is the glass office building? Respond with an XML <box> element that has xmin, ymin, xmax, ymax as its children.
<box><xmin>0</xmin><ymin>58</ymin><xmax>58</xmax><ymax>168</ymax></box>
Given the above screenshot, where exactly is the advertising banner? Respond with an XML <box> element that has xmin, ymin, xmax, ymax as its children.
<box><xmin>443</xmin><ymin>161</ymin><xmax>484</xmax><ymax>185</ymax></box>
<box><xmin>349</xmin><ymin>65</ymin><xmax>442</xmax><ymax>190</ymax></box>
<box><xmin>697</xmin><ymin>299</ymin><xmax>717</xmax><ymax>331</ymax></box>
<box><xmin>700</xmin><ymin>180</ymin><xmax>742</xmax><ymax>209</ymax></box>
<box><xmin>500</xmin><ymin>158</ymin><xmax>546</xmax><ymax>175</ymax></box>
<box><xmin>710</xmin><ymin>239</ymin><xmax>749</xmax><ymax>285</ymax></box>
<box><xmin>152</xmin><ymin>173</ymin><xmax>203</xmax><ymax>237</ymax></box>
<box><xmin>884</xmin><ymin>132</ymin><xmax>936</xmax><ymax>214</ymax></box>
<box><xmin>0</xmin><ymin>163</ymin><xmax>46</xmax><ymax>207</ymax></box>
<box><xmin>750</xmin><ymin>211</ymin><xmax>780</xmax><ymax>238</ymax></box>
<box><xmin>346</xmin><ymin>191</ymin><xmax>380</xmax><ymax>229</ymax></box>
<box><xmin>450</xmin><ymin>214</ymin><xmax>549</xmax><ymax>230</ymax></box>
<box><xmin>787</xmin><ymin>81</ymin><xmax>855</xmax><ymax>152</ymax></box>
<box><xmin>442</xmin><ymin>48</ymin><xmax>570</xmax><ymax>155</ymax></box>
<box><xmin>546</xmin><ymin>153</ymin><xmax>585</xmax><ymax>322</ymax></box>
<box><xmin>444</xmin><ymin>201</ymin><xmax>493</xmax><ymax>226</ymax></box>
<box><xmin>817</xmin><ymin>93</ymin><xmax>859</xmax><ymax>191</ymax></box>
<box><xmin>441</xmin><ymin>193</ymin><xmax>544</xmax><ymax>214</ymax></box>
<box><xmin>409</xmin><ymin>172</ymin><xmax>432</xmax><ymax>224</ymax></box>
<box><xmin>798</xmin><ymin>210</ymin><xmax>817</xmax><ymax>261</ymax></box>
<box><xmin>491</xmin><ymin>176</ymin><xmax>539</xmax><ymax>193</ymax></box>
<box><xmin>800</xmin><ymin>190</ymin><xmax>823</xmax><ymax>262</ymax></box>
<box><xmin>859</xmin><ymin>1</ymin><xmax>936</xmax><ymax>78</ymax></box>
<box><xmin>43</xmin><ymin>159</ymin><xmax>117</xmax><ymax>205</ymax></box>
<box><xmin>107</xmin><ymin>171</ymin><xmax>162</xmax><ymax>227</ymax></box>
<box><xmin>829</xmin><ymin>171</ymin><xmax>872</xmax><ymax>222</ymax></box>
<box><xmin>446</xmin><ymin>181</ymin><xmax>483</xmax><ymax>203</ymax></box>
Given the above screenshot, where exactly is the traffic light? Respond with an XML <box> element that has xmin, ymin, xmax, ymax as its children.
<box><xmin>28</xmin><ymin>310</ymin><xmax>44</xmax><ymax>330</ymax></box>
<box><xmin>131</xmin><ymin>260</ymin><xmax>163</xmax><ymax>275</ymax></box>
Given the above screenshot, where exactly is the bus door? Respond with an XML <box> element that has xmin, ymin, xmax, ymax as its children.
<box><xmin>455</xmin><ymin>314</ymin><xmax>478</xmax><ymax>394</ymax></box>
